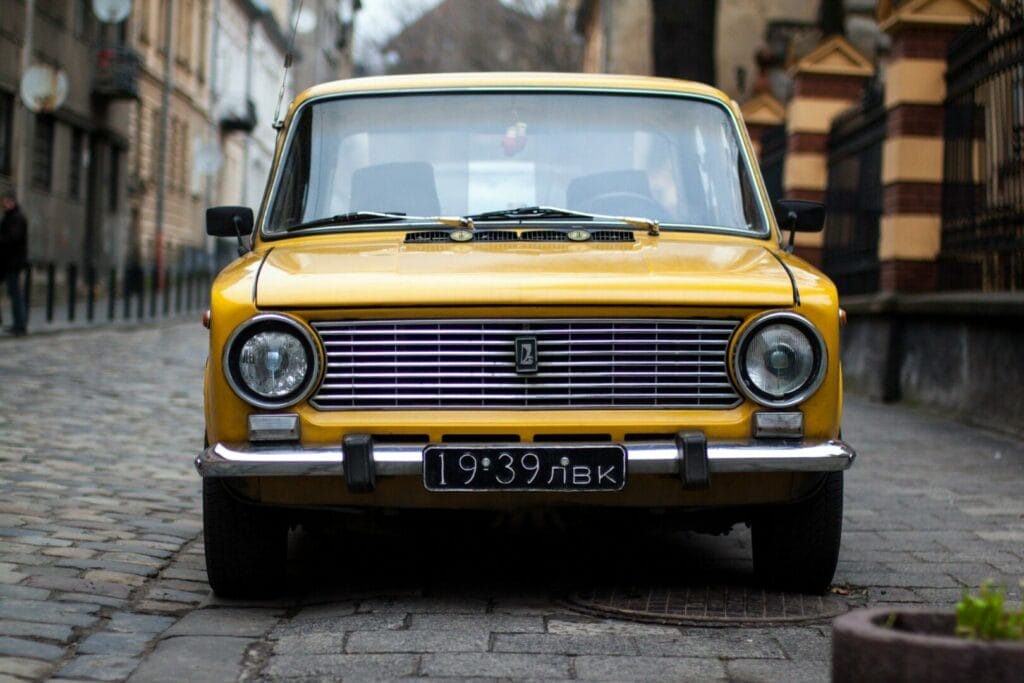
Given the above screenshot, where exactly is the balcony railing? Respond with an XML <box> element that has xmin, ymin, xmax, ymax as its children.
<box><xmin>93</xmin><ymin>47</ymin><xmax>141</xmax><ymax>100</ymax></box>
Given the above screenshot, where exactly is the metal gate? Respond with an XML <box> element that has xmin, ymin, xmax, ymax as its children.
<box><xmin>823</xmin><ymin>85</ymin><xmax>885</xmax><ymax>295</ymax></box>
<box><xmin>941</xmin><ymin>3</ymin><xmax>1024</xmax><ymax>291</ymax></box>
<box><xmin>758</xmin><ymin>124</ymin><xmax>787</xmax><ymax>202</ymax></box>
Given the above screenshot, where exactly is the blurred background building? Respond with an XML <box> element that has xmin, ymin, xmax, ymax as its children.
<box><xmin>0</xmin><ymin>0</ymin><xmax>359</xmax><ymax>277</ymax></box>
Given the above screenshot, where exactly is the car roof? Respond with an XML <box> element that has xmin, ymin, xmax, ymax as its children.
<box><xmin>291</xmin><ymin>72</ymin><xmax>733</xmax><ymax>110</ymax></box>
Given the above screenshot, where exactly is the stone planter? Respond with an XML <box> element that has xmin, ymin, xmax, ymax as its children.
<box><xmin>833</xmin><ymin>608</ymin><xmax>1024</xmax><ymax>683</ymax></box>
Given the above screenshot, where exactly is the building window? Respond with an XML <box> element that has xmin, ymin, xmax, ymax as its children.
<box><xmin>150</xmin><ymin>108</ymin><xmax>162</xmax><ymax>181</ymax></box>
<box><xmin>133</xmin><ymin>103</ymin><xmax>145</xmax><ymax>181</ymax></box>
<box><xmin>108</xmin><ymin>146</ymin><xmax>121</xmax><ymax>211</ymax></box>
<box><xmin>167</xmin><ymin>117</ymin><xmax>178</xmax><ymax>193</ymax></box>
<box><xmin>37</xmin><ymin>0</ymin><xmax>65</xmax><ymax>25</ymax></box>
<box><xmin>176</xmin><ymin>0</ymin><xmax>193</xmax><ymax>68</ymax></box>
<box><xmin>158</xmin><ymin>0</ymin><xmax>169</xmax><ymax>52</ymax></box>
<box><xmin>69</xmin><ymin>128</ymin><xmax>85</xmax><ymax>199</ymax></box>
<box><xmin>140</xmin><ymin>0</ymin><xmax>150</xmax><ymax>44</ymax></box>
<box><xmin>0</xmin><ymin>91</ymin><xmax>13</xmax><ymax>176</ymax></box>
<box><xmin>31</xmin><ymin>116</ymin><xmax>55</xmax><ymax>190</ymax></box>
<box><xmin>73</xmin><ymin>0</ymin><xmax>94</xmax><ymax>40</ymax></box>
<box><xmin>180</xmin><ymin>120</ymin><xmax>190</xmax><ymax>194</ymax></box>
<box><xmin>197</xmin><ymin>0</ymin><xmax>208</xmax><ymax>83</ymax></box>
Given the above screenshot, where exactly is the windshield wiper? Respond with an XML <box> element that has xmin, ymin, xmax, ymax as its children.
<box><xmin>464</xmin><ymin>206</ymin><xmax>596</xmax><ymax>222</ymax></box>
<box><xmin>284</xmin><ymin>211</ymin><xmax>412</xmax><ymax>233</ymax></box>
<box><xmin>464</xmin><ymin>206</ymin><xmax>659</xmax><ymax>235</ymax></box>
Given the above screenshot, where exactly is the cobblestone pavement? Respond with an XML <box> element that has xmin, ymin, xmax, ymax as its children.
<box><xmin>1</xmin><ymin>321</ymin><xmax>1023</xmax><ymax>682</ymax></box>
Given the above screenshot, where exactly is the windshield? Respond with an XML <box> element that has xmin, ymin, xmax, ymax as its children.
<box><xmin>264</xmin><ymin>91</ymin><xmax>767</xmax><ymax>236</ymax></box>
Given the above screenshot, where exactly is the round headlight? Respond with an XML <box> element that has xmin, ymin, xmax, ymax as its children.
<box><xmin>734</xmin><ymin>312</ymin><xmax>826</xmax><ymax>407</ymax></box>
<box><xmin>224</xmin><ymin>314</ymin><xmax>320</xmax><ymax>408</ymax></box>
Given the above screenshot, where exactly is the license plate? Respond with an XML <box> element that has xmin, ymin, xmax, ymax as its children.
<box><xmin>423</xmin><ymin>445</ymin><xmax>627</xmax><ymax>492</ymax></box>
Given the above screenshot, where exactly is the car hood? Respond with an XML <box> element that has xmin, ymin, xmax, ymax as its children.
<box><xmin>254</xmin><ymin>233</ymin><xmax>796</xmax><ymax>308</ymax></box>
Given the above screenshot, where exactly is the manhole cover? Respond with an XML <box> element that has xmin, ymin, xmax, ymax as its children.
<box><xmin>566</xmin><ymin>585</ymin><xmax>850</xmax><ymax>626</ymax></box>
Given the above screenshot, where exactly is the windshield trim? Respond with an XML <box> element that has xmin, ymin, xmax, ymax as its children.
<box><xmin>258</xmin><ymin>87</ymin><xmax>773</xmax><ymax>243</ymax></box>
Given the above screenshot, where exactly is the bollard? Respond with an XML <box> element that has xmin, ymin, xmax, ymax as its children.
<box><xmin>86</xmin><ymin>266</ymin><xmax>96</xmax><ymax>322</ymax></box>
<box><xmin>21</xmin><ymin>265</ymin><xmax>32</xmax><ymax>325</ymax></box>
<box><xmin>67</xmin><ymin>264</ymin><xmax>78</xmax><ymax>322</ymax></box>
<box><xmin>123</xmin><ymin>265</ymin><xmax>131</xmax><ymax>320</ymax></box>
<box><xmin>148</xmin><ymin>267</ymin><xmax>157</xmax><ymax>318</ymax></box>
<box><xmin>163</xmin><ymin>270</ymin><xmax>171</xmax><ymax>316</ymax></box>
<box><xmin>46</xmin><ymin>263</ymin><xmax>55</xmax><ymax>323</ymax></box>
<box><xmin>175</xmin><ymin>271</ymin><xmax>183</xmax><ymax>313</ymax></box>
<box><xmin>108</xmin><ymin>268</ymin><xmax>116</xmax><ymax>321</ymax></box>
<box><xmin>136</xmin><ymin>270</ymin><xmax>145</xmax><ymax>319</ymax></box>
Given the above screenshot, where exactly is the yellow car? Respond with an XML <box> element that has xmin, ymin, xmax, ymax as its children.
<box><xmin>198</xmin><ymin>73</ymin><xmax>854</xmax><ymax>598</ymax></box>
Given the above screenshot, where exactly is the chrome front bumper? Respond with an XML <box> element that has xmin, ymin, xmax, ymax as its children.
<box><xmin>195</xmin><ymin>439</ymin><xmax>856</xmax><ymax>479</ymax></box>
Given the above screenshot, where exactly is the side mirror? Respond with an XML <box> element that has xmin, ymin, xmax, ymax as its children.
<box><xmin>207</xmin><ymin>206</ymin><xmax>254</xmax><ymax>255</ymax></box>
<box><xmin>207</xmin><ymin>206</ymin><xmax>254</xmax><ymax>237</ymax></box>
<box><xmin>774</xmin><ymin>199</ymin><xmax>824</xmax><ymax>253</ymax></box>
<box><xmin>773</xmin><ymin>199</ymin><xmax>825</xmax><ymax>233</ymax></box>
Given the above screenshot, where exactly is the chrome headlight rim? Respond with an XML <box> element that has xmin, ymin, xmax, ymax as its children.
<box><xmin>732</xmin><ymin>311</ymin><xmax>827</xmax><ymax>408</ymax></box>
<box><xmin>223</xmin><ymin>313</ymin><xmax>321</xmax><ymax>410</ymax></box>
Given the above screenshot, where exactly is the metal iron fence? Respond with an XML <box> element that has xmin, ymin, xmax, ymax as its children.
<box><xmin>823</xmin><ymin>83</ymin><xmax>886</xmax><ymax>296</ymax></box>
<box><xmin>0</xmin><ymin>261</ymin><xmax>212</xmax><ymax>332</ymax></box>
<box><xmin>759</xmin><ymin>124</ymin><xmax>787</xmax><ymax>202</ymax></box>
<box><xmin>941</xmin><ymin>2</ymin><xmax>1024</xmax><ymax>291</ymax></box>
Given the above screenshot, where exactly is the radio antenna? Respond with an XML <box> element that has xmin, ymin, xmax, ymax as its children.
<box><xmin>272</xmin><ymin>0</ymin><xmax>305</xmax><ymax>129</ymax></box>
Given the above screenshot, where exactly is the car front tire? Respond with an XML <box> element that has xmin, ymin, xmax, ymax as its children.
<box><xmin>751</xmin><ymin>471</ymin><xmax>844</xmax><ymax>594</ymax></box>
<box><xmin>202</xmin><ymin>478</ymin><xmax>288</xmax><ymax>598</ymax></box>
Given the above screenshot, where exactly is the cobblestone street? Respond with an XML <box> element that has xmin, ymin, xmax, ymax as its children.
<box><xmin>1</xmin><ymin>321</ymin><xmax>1023</xmax><ymax>682</ymax></box>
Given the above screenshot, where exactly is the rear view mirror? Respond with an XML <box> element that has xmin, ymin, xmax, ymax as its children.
<box><xmin>207</xmin><ymin>206</ymin><xmax>254</xmax><ymax>237</ymax></box>
<box><xmin>774</xmin><ymin>199</ymin><xmax>825</xmax><ymax>233</ymax></box>
<box><xmin>774</xmin><ymin>199</ymin><xmax>824</xmax><ymax>253</ymax></box>
<box><xmin>207</xmin><ymin>206</ymin><xmax>254</xmax><ymax>255</ymax></box>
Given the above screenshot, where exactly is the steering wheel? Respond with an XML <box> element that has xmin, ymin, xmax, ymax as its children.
<box><xmin>577</xmin><ymin>191</ymin><xmax>672</xmax><ymax>221</ymax></box>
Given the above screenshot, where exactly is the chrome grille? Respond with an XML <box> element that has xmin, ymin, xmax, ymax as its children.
<box><xmin>311</xmin><ymin>319</ymin><xmax>741</xmax><ymax>410</ymax></box>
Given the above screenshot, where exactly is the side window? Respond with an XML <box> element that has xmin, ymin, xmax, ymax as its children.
<box><xmin>0</xmin><ymin>91</ymin><xmax>14</xmax><ymax>176</ymax></box>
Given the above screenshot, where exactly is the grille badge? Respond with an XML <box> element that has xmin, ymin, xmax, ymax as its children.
<box><xmin>514</xmin><ymin>336</ymin><xmax>539</xmax><ymax>374</ymax></box>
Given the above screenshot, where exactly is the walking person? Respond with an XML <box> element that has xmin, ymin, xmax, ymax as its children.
<box><xmin>1</xmin><ymin>190</ymin><xmax>28</xmax><ymax>336</ymax></box>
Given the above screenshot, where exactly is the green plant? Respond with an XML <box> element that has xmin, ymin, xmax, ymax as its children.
<box><xmin>955</xmin><ymin>580</ymin><xmax>1024</xmax><ymax>641</ymax></box>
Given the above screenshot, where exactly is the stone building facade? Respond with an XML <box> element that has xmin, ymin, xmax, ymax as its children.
<box><xmin>0</xmin><ymin>0</ymin><xmax>134</xmax><ymax>270</ymax></box>
<box><xmin>1</xmin><ymin>0</ymin><xmax>356</xmax><ymax>276</ymax></box>
<box><xmin>129</xmin><ymin>0</ymin><xmax>214</xmax><ymax>273</ymax></box>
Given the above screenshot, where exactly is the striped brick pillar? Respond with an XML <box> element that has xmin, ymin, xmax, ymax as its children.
<box><xmin>877</xmin><ymin>0</ymin><xmax>988</xmax><ymax>291</ymax></box>
<box><xmin>740</xmin><ymin>94</ymin><xmax>785</xmax><ymax>161</ymax></box>
<box><xmin>783</xmin><ymin>36</ymin><xmax>873</xmax><ymax>267</ymax></box>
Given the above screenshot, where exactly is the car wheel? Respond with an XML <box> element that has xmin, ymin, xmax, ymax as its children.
<box><xmin>202</xmin><ymin>478</ymin><xmax>288</xmax><ymax>598</ymax></box>
<box><xmin>751</xmin><ymin>471</ymin><xmax>843</xmax><ymax>594</ymax></box>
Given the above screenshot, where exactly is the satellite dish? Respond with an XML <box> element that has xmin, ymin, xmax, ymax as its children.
<box><xmin>19</xmin><ymin>65</ymin><xmax>69</xmax><ymax>114</ymax></box>
<box><xmin>292</xmin><ymin>7</ymin><xmax>317</xmax><ymax>35</ymax></box>
<box><xmin>337</xmin><ymin>0</ymin><xmax>354</xmax><ymax>25</ymax></box>
<box><xmin>193</xmin><ymin>140</ymin><xmax>223</xmax><ymax>175</ymax></box>
<box><xmin>92</xmin><ymin>0</ymin><xmax>132</xmax><ymax>23</ymax></box>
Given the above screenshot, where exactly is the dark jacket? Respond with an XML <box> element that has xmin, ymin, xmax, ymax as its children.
<box><xmin>0</xmin><ymin>204</ymin><xmax>28</xmax><ymax>275</ymax></box>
